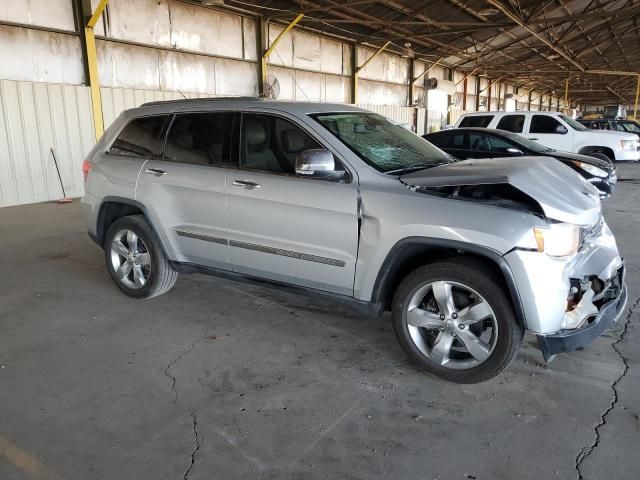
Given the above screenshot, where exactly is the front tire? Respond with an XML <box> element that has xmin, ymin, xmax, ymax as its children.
<box><xmin>586</xmin><ymin>151</ymin><xmax>614</xmax><ymax>165</ymax></box>
<box><xmin>392</xmin><ymin>260</ymin><xmax>523</xmax><ymax>383</ymax></box>
<box><xmin>104</xmin><ymin>215</ymin><xmax>178</xmax><ymax>299</ymax></box>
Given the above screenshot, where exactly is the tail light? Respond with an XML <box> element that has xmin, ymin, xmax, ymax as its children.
<box><xmin>82</xmin><ymin>160</ymin><xmax>92</xmax><ymax>182</ymax></box>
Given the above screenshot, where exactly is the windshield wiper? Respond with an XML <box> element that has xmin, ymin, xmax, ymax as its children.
<box><xmin>385</xmin><ymin>161</ymin><xmax>452</xmax><ymax>175</ymax></box>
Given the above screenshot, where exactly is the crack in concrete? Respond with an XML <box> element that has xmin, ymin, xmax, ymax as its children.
<box><xmin>575</xmin><ymin>296</ymin><xmax>639</xmax><ymax>479</ymax></box>
<box><xmin>165</xmin><ymin>336</ymin><xmax>205</xmax><ymax>403</ymax></box>
<box><xmin>164</xmin><ymin>336</ymin><xmax>206</xmax><ymax>479</ymax></box>
<box><xmin>183</xmin><ymin>413</ymin><xmax>201</xmax><ymax>480</ymax></box>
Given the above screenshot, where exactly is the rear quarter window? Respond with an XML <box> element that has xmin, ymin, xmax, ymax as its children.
<box><xmin>459</xmin><ymin>115</ymin><xmax>494</xmax><ymax>128</ymax></box>
<box><xmin>109</xmin><ymin>115</ymin><xmax>169</xmax><ymax>158</ymax></box>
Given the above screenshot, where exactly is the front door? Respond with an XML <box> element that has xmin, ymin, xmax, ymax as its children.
<box><xmin>226</xmin><ymin>112</ymin><xmax>359</xmax><ymax>296</ymax></box>
<box><xmin>136</xmin><ymin>111</ymin><xmax>234</xmax><ymax>270</ymax></box>
<box><xmin>526</xmin><ymin>114</ymin><xmax>574</xmax><ymax>151</ymax></box>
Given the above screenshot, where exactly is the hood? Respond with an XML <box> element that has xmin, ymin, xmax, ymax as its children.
<box><xmin>401</xmin><ymin>156</ymin><xmax>601</xmax><ymax>226</ymax></box>
<box><xmin>546</xmin><ymin>150</ymin><xmax>613</xmax><ymax>171</ymax></box>
<box><xmin>581</xmin><ymin>129</ymin><xmax>638</xmax><ymax>141</ymax></box>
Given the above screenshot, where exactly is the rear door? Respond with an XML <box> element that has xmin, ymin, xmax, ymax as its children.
<box><xmin>135</xmin><ymin>111</ymin><xmax>235</xmax><ymax>269</ymax></box>
<box><xmin>225</xmin><ymin>111</ymin><xmax>359</xmax><ymax>296</ymax></box>
<box><xmin>102</xmin><ymin>114</ymin><xmax>170</xmax><ymax>201</ymax></box>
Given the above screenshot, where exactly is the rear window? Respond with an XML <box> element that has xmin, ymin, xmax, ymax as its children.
<box><xmin>109</xmin><ymin>115</ymin><xmax>169</xmax><ymax>158</ymax></box>
<box><xmin>496</xmin><ymin>115</ymin><xmax>525</xmax><ymax>133</ymax></box>
<box><xmin>459</xmin><ymin>115</ymin><xmax>494</xmax><ymax>128</ymax></box>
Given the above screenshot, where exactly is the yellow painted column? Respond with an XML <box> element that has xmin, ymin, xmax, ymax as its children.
<box><xmin>85</xmin><ymin>27</ymin><xmax>104</xmax><ymax>140</ymax></box>
<box><xmin>86</xmin><ymin>0</ymin><xmax>109</xmax><ymax>140</ymax></box>
<box><xmin>262</xmin><ymin>13</ymin><xmax>304</xmax><ymax>93</ymax></box>
<box><xmin>354</xmin><ymin>41</ymin><xmax>391</xmax><ymax>104</ymax></box>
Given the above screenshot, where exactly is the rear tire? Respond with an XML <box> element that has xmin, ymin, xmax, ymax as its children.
<box><xmin>392</xmin><ymin>260</ymin><xmax>523</xmax><ymax>384</ymax></box>
<box><xmin>104</xmin><ymin>215</ymin><xmax>177</xmax><ymax>299</ymax></box>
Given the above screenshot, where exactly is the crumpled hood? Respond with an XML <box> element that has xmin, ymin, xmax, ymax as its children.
<box><xmin>401</xmin><ymin>156</ymin><xmax>601</xmax><ymax>225</ymax></box>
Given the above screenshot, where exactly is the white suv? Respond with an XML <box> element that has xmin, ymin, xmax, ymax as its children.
<box><xmin>455</xmin><ymin>111</ymin><xmax>640</xmax><ymax>162</ymax></box>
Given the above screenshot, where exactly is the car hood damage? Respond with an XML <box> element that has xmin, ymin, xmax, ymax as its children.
<box><xmin>401</xmin><ymin>156</ymin><xmax>601</xmax><ymax>225</ymax></box>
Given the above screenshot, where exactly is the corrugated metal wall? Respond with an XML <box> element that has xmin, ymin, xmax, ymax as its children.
<box><xmin>358</xmin><ymin>104</ymin><xmax>414</xmax><ymax>128</ymax></box>
<box><xmin>101</xmin><ymin>87</ymin><xmax>215</xmax><ymax>128</ymax></box>
<box><xmin>0</xmin><ymin>80</ymin><xmax>94</xmax><ymax>207</ymax></box>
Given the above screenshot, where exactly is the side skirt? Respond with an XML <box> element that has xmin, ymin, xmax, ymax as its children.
<box><xmin>171</xmin><ymin>261</ymin><xmax>385</xmax><ymax>319</ymax></box>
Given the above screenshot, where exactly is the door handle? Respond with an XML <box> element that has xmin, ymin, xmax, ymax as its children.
<box><xmin>233</xmin><ymin>180</ymin><xmax>261</xmax><ymax>189</ymax></box>
<box><xmin>529</xmin><ymin>138</ymin><xmax>539</xmax><ymax>141</ymax></box>
<box><xmin>145</xmin><ymin>168</ymin><xmax>167</xmax><ymax>176</ymax></box>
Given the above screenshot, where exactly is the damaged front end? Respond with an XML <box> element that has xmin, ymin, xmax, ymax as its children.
<box><xmin>537</xmin><ymin>265</ymin><xmax>627</xmax><ymax>361</ymax></box>
<box><xmin>400</xmin><ymin>157</ymin><xmax>626</xmax><ymax>360</ymax></box>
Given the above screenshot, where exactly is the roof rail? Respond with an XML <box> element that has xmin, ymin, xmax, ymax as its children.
<box><xmin>140</xmin><ymin>96</ymin><xmax>263</xmax><ymax>107</ymax></box>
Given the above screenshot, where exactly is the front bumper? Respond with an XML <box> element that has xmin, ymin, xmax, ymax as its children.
<box><xmin>537</xmin><ymin>266</ymin><xmax>627</xmax><ymax>360</ymax></box>
<box><xmin>504</xmin><ymin>220</ymin><xmax>622</xmax><ymax>335</ymax></box>
<box><xmin>615</xmin><ymin>149</ymin><xmax>640</xmax><ymax>162</ymax></box>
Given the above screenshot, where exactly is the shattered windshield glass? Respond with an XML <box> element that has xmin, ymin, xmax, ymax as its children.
<box><xmin>310</xmin><ymin>112</ymin><xmax>452</xmax><ymax>173</ymax></box>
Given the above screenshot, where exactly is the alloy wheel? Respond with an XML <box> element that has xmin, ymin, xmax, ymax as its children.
<box><xmin>109</xmin><ymin>229</ymin><xmax>151</xmax><ymax>289</ymax></box>
<box><xmin>405</xmin><ymin>281</ymin><xmax>498</xmax><ymax>370</ymax></box>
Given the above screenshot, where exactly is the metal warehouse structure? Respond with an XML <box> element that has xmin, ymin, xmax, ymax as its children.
<box><xmin>0</xmin><ymin>0</ymin><xmax>639</xmax><ymax>207</ymax></box>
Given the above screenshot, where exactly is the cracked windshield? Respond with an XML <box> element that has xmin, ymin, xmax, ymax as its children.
<box><xmin>311</xmin><ymin>112</ymin><xmax>453</xmax><ymax>173</ymax></box>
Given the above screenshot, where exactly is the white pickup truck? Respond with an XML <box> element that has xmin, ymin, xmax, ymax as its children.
<box><xmin>455</xmin><ymin>111</ymin><xmax>640</xmax><ymax>162</ymax></box>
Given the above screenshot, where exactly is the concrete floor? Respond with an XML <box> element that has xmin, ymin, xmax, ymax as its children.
<box><xmin>1</xmin><ymin>165</ymin><xmax>639</xmax><ymax>480</ymax></box>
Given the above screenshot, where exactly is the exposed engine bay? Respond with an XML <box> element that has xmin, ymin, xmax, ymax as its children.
<box><xmin>406</xmin><ymin>182</ymin><xmax>545</xmax><ymax>216</ymax></box>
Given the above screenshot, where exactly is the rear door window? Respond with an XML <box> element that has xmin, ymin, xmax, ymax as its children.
<box><xmin>164</xmin><ymin>112</ymin><xmax>234</xmax><ymax>166</ymax></box>
<box><xmin>459</xmin><ymin>115</ymin><xmax>494</xmax><ymax>128</ymax></box>
<box><xmin>496</xmin><ymin>115</ymin><xmax>525</xmax><ymax>133</ymax></box>
<box><xmin>109</xmin><ymin>115</ymin><xmax>169</xmax><ymax>158</ymax></box>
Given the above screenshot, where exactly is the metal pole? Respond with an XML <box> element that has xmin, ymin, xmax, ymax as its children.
<box><xmin>257</xmin><ymin>16</ymin><xmax>266</xmax><ymax>97</ymax></box>
<box><xmin>350</xmin><ymin>44</ymin><xmax>357</xmax><ymax>104</ymax></box>
<box><xmin>408</xmin><ymin>59</ymin><xmax>415</xmax><ymax>106</ymax></box>
<box><xmin>634</xmin><ymin>75</ymin><xmax>640</xmax><ymax>120</ymax></box>
<box><xmin>564</xmin><ymin>78</ymin><xmax>569</xmax><ymax>114</ymax></box>
<box><xmin>462</xmin><ymin>77</ymin><xmax>468</xmax><ymax>111</ymax></box>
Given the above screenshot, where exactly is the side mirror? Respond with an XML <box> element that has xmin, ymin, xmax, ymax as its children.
<box><xmin>556</xmin><ymin>125</ymin><xmax>568</xmax><ymax>134</ymax></box>
<box><xmin>296</xmin><ymin>149</ymin><xmax>335</xmax><ymax>176</ymax></box>
<box><xmin>506</xmin><ymin>147</ymin><xmax>524</xmax><ymax>155</ymax></box>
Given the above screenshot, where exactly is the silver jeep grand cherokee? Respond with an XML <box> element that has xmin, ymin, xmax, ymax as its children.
<box><xmin>82</xmin><ymin>99</ymin><xmax>627</xmax><ymax>383</ymax></box>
